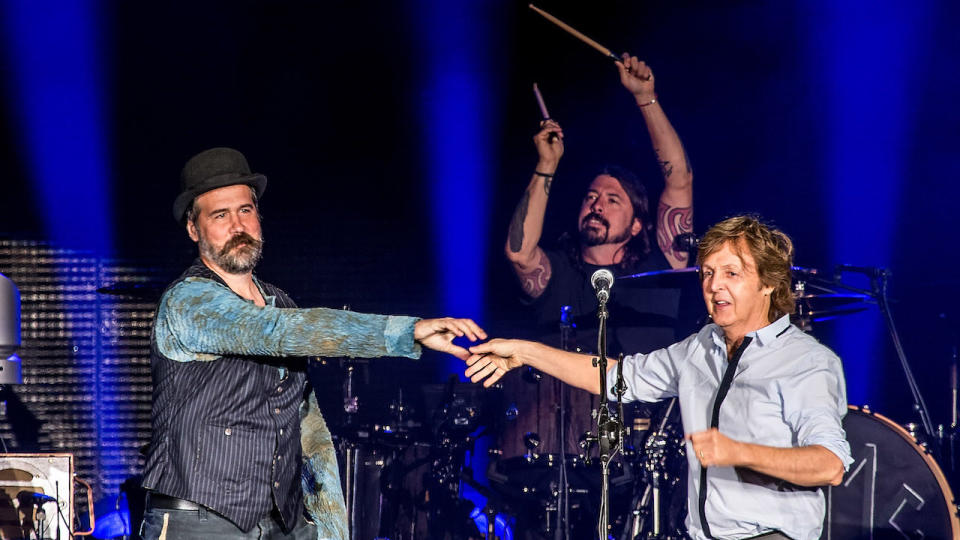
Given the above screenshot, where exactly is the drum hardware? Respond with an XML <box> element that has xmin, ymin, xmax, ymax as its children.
<box><xmin>523</xmin><ymin>366</ymin><xmax>544</xmax><ymax>383</ymax></box>
<box><xmin>554</xmin><ymin>304</ymin><xmax>575</xmax><ymax>540</ymax></box>
<box><xmin>839</xmin><ymin>265</ymin><xmax>939</xmax><ymax>453</ymax></box>
<box><xmin>523</xmin><ymin>432</ymin><xmax>542</xmax><ymax>462</ymax></box>
<box><xmin>618</xmin><ymin>398</ymin><xmax>686</xmax><ymax>540</ymax></box>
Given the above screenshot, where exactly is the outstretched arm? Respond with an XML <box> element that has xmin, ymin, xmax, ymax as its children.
<box><xmin>615</xmin><ymin>55</ymin><xmax>693</xmax><ymax>268</ymax></box>
<box><xmin>505</xmin><ymin>120</ymin><xmax>564</xmax><ymax>298</ymax></box>
<box><xmin>414</xmin><ymin>317</ymin><xmax>487</xmax><ymax>361</ymax></box>
<box><xmin>464</xmin><ymin>338</ymin><xmax>607</xmax><ymax>394</ymax></box>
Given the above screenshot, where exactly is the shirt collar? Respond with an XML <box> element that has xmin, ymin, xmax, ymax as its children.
<box><xmin>709</xmin><ymin>314</ymin><xmax>791</xmax><ymax>349</ymax></box>
<box><xmin>751</xmin><ymin>314</ymin><xmax>791</xmax><ymax>347</ymax></box>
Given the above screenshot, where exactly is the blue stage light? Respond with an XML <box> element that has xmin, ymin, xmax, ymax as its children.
<box><xmin>1</xmin><ymin>0</ymin><xmax>113</xmax><ymax>254</ymax></box>
<box><xmin>808</xmin><ymin>1</ymin><xmax>933</xmax><ymax>406</ymax></box>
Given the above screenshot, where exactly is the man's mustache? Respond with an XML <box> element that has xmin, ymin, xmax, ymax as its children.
<box><xmin>581</xmin><ymin>213</ymin><xmax>609</xmax><ymax>229</ymax></box>
<box><xmin>221</xmin><ymin>232</ymin><xmax>261</xmax><ymax>255</ymax></box>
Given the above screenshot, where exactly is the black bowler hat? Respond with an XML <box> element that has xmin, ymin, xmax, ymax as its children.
<box><xmin>173</xmin><ymin>147</ymin><xmax>268</xmax><ymax>222</ymax></box>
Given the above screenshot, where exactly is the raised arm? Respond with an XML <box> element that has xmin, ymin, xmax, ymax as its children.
<box><xmin>616</xmin><ymin>55</ymin><xmax>693</xmax><ymax>269</ymax></box>
<box><xmin>504</xmin><ymin>120</ymin><xmax>564</xmax><ymax>299</ymax></box>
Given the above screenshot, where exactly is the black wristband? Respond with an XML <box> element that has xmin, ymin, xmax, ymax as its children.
<box><xmin>534</xmin><ymin>171</ymin><xmax>554</xmax><ymax>178</ymax></box>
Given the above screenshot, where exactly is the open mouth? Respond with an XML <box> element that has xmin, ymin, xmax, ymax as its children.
<box><xmin>582</xmin><ymin>214</ymin><xmax>608</xmax><ymax>229</ymax></box>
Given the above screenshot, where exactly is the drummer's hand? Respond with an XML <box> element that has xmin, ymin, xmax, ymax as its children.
<box><xmin>534</xmin><ymin>119</ymin><xmax>564</xmax><ymax>171</ymax></box>
<box><xmin>465</xmin><ymin>339</ymin><xmax>526</xmax><ymax>387</ymax></box>
<box><xmin>615</xmin><ymin>53</ymin><xmax>656</xmax><ymax>105</ymax></box>
<box><xmin>686</xmin><ymin>428</ymin><xmax>742</xmax><ymax>468</ymax></box>
<box><xmin>414</xmin><ymin>317</ymin><xmax>487</xmax><ymax>361</ymax></box>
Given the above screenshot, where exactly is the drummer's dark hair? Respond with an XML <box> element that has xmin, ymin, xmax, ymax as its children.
<box><xmin>697</xmin><ymin>215</ymin><xmax>795</xmax><ymax>322</ymax></box>
<box><xmin>561</xmin><ymin>166</ymin><xmax>652</xmax><ymax>271</ymax></box>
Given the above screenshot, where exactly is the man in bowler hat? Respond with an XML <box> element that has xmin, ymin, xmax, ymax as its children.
<box><xmin>139</xmin><ymin>147</ymin><xmax>485</xmax><ymax>540</ymax></box>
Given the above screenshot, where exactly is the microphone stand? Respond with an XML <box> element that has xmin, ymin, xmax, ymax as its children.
<box><xmin>591</xmin><ymin>294</ymin><xmax>625</xmax><ymax>540</ymax></box>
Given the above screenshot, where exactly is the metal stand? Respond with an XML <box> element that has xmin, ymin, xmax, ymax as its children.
<box><xmin>587</xmin><ymin>297</ymin><xmax>625</xmax><ymax>540</ymax></box>
<box><xmin>833</xmin><ymin>266</ymin><xmax>938</xmax><ymax>448</ymax></box>
<box><xmin>554</xmin><ymin>306</ymin><xmax>574</xmax><ymax>540</ymax></box>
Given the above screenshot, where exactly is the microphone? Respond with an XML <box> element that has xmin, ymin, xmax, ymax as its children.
<box><xmin>673</xmin><ymin>232</ymin><xmax>699</xmax><ymax>252</ymax></box>
<box><xmin>18</xmin><ymin>491</ymin><xmax>56</xmax><ymax>504</ymax></box>
<box><xmin>591</xmin><ymin>269</ymin><xmax>614</xmax><ymax>304</ymax></box>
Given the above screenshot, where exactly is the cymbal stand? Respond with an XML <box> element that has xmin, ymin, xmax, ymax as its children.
<box><xmin>339</xmin><ymin>356</ymin><xmax>366</xmax><ymax>540</ymax></box>
<box><xmin>625</xmin><ymin>398</ymin><xmax>677</xmax><ymax>540</ymax></box>
<box><xmin>555</xmin><ymin>305</ymin><xmax>574</xmax><ymax>540</ymax></box>
<box><xmin>833</xmin><ymin>266</ymin><xmax>938</xmax><ymax>451</ymax></box>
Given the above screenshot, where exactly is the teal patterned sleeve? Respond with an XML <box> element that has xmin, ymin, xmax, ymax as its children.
<box><xmin>300</xmin><ymin>392</ymin><xmax>348</xmax><ymax>540</ymax></box>
<box><xmin>154</xmin><ymin>277</ymin><xmax>422</xmax><ymax>362</ymax></box>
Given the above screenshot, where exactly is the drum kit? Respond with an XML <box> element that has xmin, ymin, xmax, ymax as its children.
<box><xmin>313</xmin><ymin>264</ymin><xmax>960</xmax><ymax>540</ymax></box>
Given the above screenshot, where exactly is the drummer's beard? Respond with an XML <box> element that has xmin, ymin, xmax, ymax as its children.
<box><xmin>579</xmin><ymin>213</ymin><xmax>632</xmax><ymax>246</ymax></box>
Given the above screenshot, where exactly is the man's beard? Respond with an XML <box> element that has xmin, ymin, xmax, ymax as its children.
<box><xmin>199</xmin><ymin>231</ymin><xmax>264</xmax><ymax>274</ymax></box>
<box><xmin>579</xmin><ymin>213</ymin><xmax>633</xmax><ymax>246</ymax></box>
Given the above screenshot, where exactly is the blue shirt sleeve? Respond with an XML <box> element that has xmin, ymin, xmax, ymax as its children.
<box><xmin>781</xmin><ymin>349</ymin><xmax>855</xmax><ymax>470</ymax></box>
<box><xmin>605</xmin><ymin>335</ymin><xmax>693</xmax><ymax>402</ymax></box>
<box><xmin>154</xmin><ymin>277</ymin><xmax>421</xmax><ymax>362</ymax></box>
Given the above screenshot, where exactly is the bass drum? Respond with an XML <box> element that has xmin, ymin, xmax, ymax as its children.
<box><xmin>822</xmin><ymin>406</ymin><xmax>960</xmax><ymax>539</ymax></box>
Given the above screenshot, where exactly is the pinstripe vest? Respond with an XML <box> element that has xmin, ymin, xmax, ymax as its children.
<box><xmin>143</xmin><ymin>261</ymin><xmax>307</xmax><ymax>532</ymax></box>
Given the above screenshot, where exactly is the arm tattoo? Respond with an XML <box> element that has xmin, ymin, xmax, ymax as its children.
<box><xmin>657</xmin><ymin>201</ymin><xmax>693</xmax><ymax>261</ymax></box>
<box><xmin>658</xmin><ymin>159</ymin><xmax>674</xmax><ymax>179</ymax></box>
<box><xmin>544</xmin><ymin>177</ymin><xmax>553</xmax><ymax>196</ymax></box>
<box><xmin>517</xmin><ymin>249</ymin><xmax>552</xmax><ymax>298</ymax></box>
<box><xmin>508</xmin><ymin>189</ymin><xmax>531</xmax><ymax>253</ymax></box>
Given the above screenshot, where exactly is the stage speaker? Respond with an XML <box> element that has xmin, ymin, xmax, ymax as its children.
<box><xmin>0</xmin><ymin>453</ymin><xmax>73</xmax><ymax>540</ymax></box>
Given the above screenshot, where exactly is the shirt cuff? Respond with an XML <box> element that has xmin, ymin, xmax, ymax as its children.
<box><xmin>385</xmin><ymin>316</ymin><xmax>421</xmax><ymax>359</ymax></box>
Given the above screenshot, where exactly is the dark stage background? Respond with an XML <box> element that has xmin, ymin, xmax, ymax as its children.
<box><xmin>1</xmin><ymin>0</ymin><xmax>958</xmax><ymax>531</ymax></box>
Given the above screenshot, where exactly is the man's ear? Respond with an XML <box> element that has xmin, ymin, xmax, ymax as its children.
<box><xmin>186</xmin><ymin>219</ymin><xmax>199</xmax><ymax>243</ymax></box>
<box><xmin>630</xmin><ymin>217</ymin><xmax>642</xmax><ymax>237</ymax></box>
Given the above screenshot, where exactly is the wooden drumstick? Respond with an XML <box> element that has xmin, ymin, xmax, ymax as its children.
<box><xmin>533</xmin><ymin>83</ymin><xmax>558</xmax><ymax>143</ymax></box>
<box><xmin>533</xmin><ymin>83</ymin><xmax>551</xmax><ymax>119</ymax></box>
<box><xmin>529</xmin><ymin>4</ymin><xmax>619</xmax><ymax>62</ymax></box>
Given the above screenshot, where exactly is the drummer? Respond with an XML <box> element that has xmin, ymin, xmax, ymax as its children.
<box><xmin>469</xmin><ymin>215</ymin><xmax>853</xmax><ymax>540</ymax></box>
<box><xmin>505</xmin><ymin>54</ymin><xmax>694</xmax><ymax>357</ymax></box>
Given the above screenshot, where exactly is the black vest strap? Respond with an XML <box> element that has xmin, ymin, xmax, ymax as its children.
<box><xmin>698</xmin><ymin>336</ymin><xmax>753</xmax><ymax>539</ymax></box>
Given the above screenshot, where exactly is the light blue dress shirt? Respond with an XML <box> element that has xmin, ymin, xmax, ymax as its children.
<box><xmin>606</xmin><ymin>315</ymin><xmax>853</xmax><ymax>540</ymax></box>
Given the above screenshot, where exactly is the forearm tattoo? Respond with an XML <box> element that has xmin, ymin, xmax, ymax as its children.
<box><xmin>544</xmin><ymin>177</ymin><xmax>553</xmax><ymax>196</ymax></box>
<box><xmin>518</xmin><ymin>249</ymin><xmax>552</xmax><ymax>298</ymax></box>
<box><xmin>657</xmin><ymin>201</ymin><xmax>693</xmax><ymax>261</ymax></box>
<box><xmin>508</xmin><ymin>189</ymin><xmax>531</xmax><ymax>253</ymax></box>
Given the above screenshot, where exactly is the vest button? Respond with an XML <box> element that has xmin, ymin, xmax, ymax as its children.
<box><xmin>224</xmin><ymin>427</ymin><xmax>232</xmax><ymax>436</ymax></box>
<box><xmin>274</xmin><ymin>481</ymin><xmax>280</xmax><ymax>488</ymax></box>
<box><xmin>279</xmin><ymin>428</ymin><xmax>284</xmax><ymax>435</ymax></box>
<box><xmin>274</xmin><ymin>408</ymin><xmax>281</xmax><ymax>415</ymax></box>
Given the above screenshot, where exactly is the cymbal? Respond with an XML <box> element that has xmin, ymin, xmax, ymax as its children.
<box><xmin>803</xmin><ymin>306</ymin><xmax>870</xmax><ymax>322</ymax></box>
<box><xmin>621</xmin><ymin>265</ymin><xmax>822</xmax><ymax>282</ymax></box>
<box><xmin>618</xmin><ymin>267</ymin><xmax>698</xmax><ymax>288</ymax></box>
<box><xmin>795</xmin><ymin>292</ymin><xmax>870</xmax><ymax>301</ymax></box>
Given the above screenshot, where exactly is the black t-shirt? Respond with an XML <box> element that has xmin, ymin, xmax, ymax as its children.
<box><xmin>527</xmin><ymin>244</ymin><xmax>686</xmax><ymax>357</ymax></box>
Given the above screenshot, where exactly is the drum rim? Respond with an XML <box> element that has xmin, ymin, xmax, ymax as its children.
<box><xmin>846</xmin><ymin>405</ymin><xmax>960</xmax><ymax>534</ymax></box>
